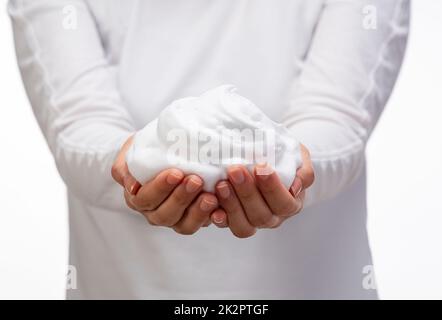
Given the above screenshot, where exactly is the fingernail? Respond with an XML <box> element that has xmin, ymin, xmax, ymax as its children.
<box><xmin>291</xmin><ymin>178</ymin><xmax>303</xmax><ymax>198</ymax></box>
<box><xmin>126</xmin><ymin>184</ymin><xmax>134</xmax><ymax>194</ymax></box>
<box><xmin>124</xmin><ymin>176</ymin><xmax>137</xmax><ymax>195</ymax></box>
<box><xmin>213</xmin><ymin>212</ymin><xmax>225</xmax><ymax>224</ymax></box>
<box><xmin>217</xmin><ymin>183</ymin><xmax>230</xmax><ymax>199</ymax></box>
<box><xmin>186</xmin><ymin>177</ymin><xmax>202</xmax><ymax>193</ymax></box>
<box><xmin>166</xmin><ymin>171</ymin><xmax>183</xmax><ymax>185</ymax></box>
<box><xmin>229</xmin><ymin>167</ymin><xmax>245</xmax><ymax>185</ymax></box>
<box><xmin>255</xmin><ymin>163</ymin><xmax>273</xmax><ymax>180</ymax></box>
<box><xmin>200</xmin><ymin>198</ymin><xmax>217</xmax><ymax>212</ymax></box>
<box><xmin>214</xmin><ymin>217</ymin><xmax>224</xmax><ymax>224</ymax></box>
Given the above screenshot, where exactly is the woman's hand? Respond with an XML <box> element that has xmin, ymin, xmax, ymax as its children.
<box><xmin>211</xmin><ymin>144</ymin><xmax>314</xmax><ymax>238</ymax></box>
<box><xmin>111</xmin><ymin>136</ymin><xmax>218</xmax><ymax>235</ymax></box>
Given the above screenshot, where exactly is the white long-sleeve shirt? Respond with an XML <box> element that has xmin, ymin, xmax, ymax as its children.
<box><xmin>9</xmin><ymin>0</ymin><xmax>409</xmax><ymax>299</ymax></box>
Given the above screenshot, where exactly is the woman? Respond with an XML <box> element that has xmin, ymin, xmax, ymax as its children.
<box><xmin>9</xmin><ymin>0</ymin><xmax>409</xmax><ymax>299</ymax></box>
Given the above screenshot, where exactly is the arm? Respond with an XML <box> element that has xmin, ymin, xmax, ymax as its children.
<box><xmin>9</xmin><ymin>0</ymin><xmax>135</xmax><ymax>210</ymax></box>
<box><xmin>284</xmin><ymin>0</ymin><xmax>410</xmax><ymax>206</ymax></box>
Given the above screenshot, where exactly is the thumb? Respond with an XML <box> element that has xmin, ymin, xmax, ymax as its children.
<box><xmin>111</xmin><ymin>135</ymin><xmax>141</xmax><ymax>195</ymax></box>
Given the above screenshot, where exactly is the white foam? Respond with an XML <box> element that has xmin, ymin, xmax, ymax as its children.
<box><xmin>126</xmin><ymin>85</ymin><xmax>302</xmax><ymax>192</ymax></box>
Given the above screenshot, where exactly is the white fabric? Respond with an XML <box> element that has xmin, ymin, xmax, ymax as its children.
<box><xmin>126</xmin><ymin>85</ymin><xmax>302</xmax><ymax>192</ymax></box>
<box><xmin>9</xmin><ymin>0</ymin><xmax>409</xmax><ymax>299</ymax></box>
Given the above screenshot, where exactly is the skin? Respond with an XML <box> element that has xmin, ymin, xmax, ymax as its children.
<box><xmin>111</xmin><ymin>136</ymin><xmax>216</xmax><ymax>235</ymax></box>
<box><xmin>112</xmin><ymin>136</ymin><xmax>314</xmax><ymax>237</ymax></box>
<box><xmin>212</xmin><ymin>145</ymin><xmax>314</xmax><ymax>238</ymax></box>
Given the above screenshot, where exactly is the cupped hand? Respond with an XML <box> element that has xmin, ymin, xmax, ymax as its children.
<box><xmin>111</xmin><ymin>136</ymin><xmax>218</xmax><ymax>235</ymax></box>
<box><xmin>211</xmin><ymin>144</ymin><xmax>315</xmax><ymax>238</ymax></box>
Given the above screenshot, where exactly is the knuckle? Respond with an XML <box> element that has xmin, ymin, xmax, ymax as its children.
<box><xmin>144</xmin><ymin>215</ymin><xmax>158</xmax><ymax>226</ymax></box>
<box><xmin>269</xmin><ymin>218</ymin><xmax>284</xmax><ymax>229</ymax></box>
<box><xmin>232</xmin><ymin>228</ymin><xmax>256</xmax><ymax>239</ymax></box>
<box><xmin>124</xmin><ymin>192</ymin><xmax>136</xmax><ymax>210</ymax></box>
<box><xmin>250</xmin><ymin>214</ymin><xmax>273</xmax><ymax>228</ymax></box>
<box><xmin>195</xmin><ymin>207</ymin><xmax>211</xmax><ymax>220</ymax></box>
<box><xmin>173</xmin><ymin>226</ymin><xmax>197</xmax><ymax>236</ymax></box>
<box><xmin>144</xmin><ymin>204</ymin><xmax>156</xmax><ymax>211</ymax></box>
<box><xmin>237</xmin><ymin>189</ymin><xmax>255</xmax><ymax>202</ymax></box>
<box><xmin>124</xmin><ymin>198</ymin><xmax>136</xmax><ymax>211</ymax></box>
<box><xmin>132</xmin><ymin>197</ymin><xmax>155</xmax><ymax>211</ymax></box>
<box><xmin>295</xmin><ymin>200</ymin><xmax>304</xmax><ymax>214</ymax></box>
<box><xmin>152</xmin><ymin>214</ymin><xmax>175</xmax><ymax>227</ymax></box>
<box><xmin>142</xmin><ymin>201</ymin><xmax>156</xmax><ymax>211</ymax></box>
<box><xmin>156</xmin><ymin>178</ymin><xmax>174</xmax><ymax>193</ymax></box>
<box><xmin>223</xmin><ymin>203</ymin><xmax>242</xmax><ymax>220</ymax></box>
<box><xmin>172</xmin><ymin>191</ymin><xmax>191</xmax><ymax>207</ymax></box>
<box><xmin>276</xmin><ymin>200</ymin><xmax>298</xmax><ymax>217</ymax></box>
<box><xmin>290</xmin><ymin>199</ymin><xmax>303</xmax><ymax>216</ymax></box>
<box><xmin>260</xmin><ymin>180</ymin><xmax>279</xmax><ymax>194</ymax></box>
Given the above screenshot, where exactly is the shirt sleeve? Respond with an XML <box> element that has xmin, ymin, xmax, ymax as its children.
<box><xmin>283</xmin><ymin>0</ymin><xmax>410</xmax><ymax>206</ymax></box>
<box><xmin>8</xmin><ymin>0</ymin><xmax>136</xmax><ymax>210</ymax></box>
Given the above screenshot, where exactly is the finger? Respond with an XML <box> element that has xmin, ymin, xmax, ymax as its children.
<box><xmin>216</xmin><ymin>181</ymin><xmax>256</xmax><ymax>238</ymax></box>
<box><xmin>295</xmin><ymin>144</ymin><xmax>315</xmax><ymax>191</ymax></box>
<box><xmin>124</xmin><ymin>190</ymin><xmax>138</xmax><ymax>211</ymax></box>
<box><xmin>268</xmin><ymin>216</ymin><xmax>286</xmax><ymax>229</ymax></box>
<box><xmin>123</xmin><ymin>172</ymin><xmax>141</xmax><ymax>195</ymax></box>
<box><xmin>255</xmin><ymin>163</ymin><xmax>301</xmax><ymax>217</ymax></box>
<box><xmin>131</xmin><ymin>169</ymin><xmax>184</xmax><ymax>211</ymax></box>
<box><xmin>293</xmin><ymin>190</ymin><xmax>305</xmax><ymax>216</ymax></box>
<box><xmin>111</xmin><ymin>135</ymin><xmax>141</xmax><ymax>195</ymax></box>
<box><xmin>145</xmin><ymin>175</ymin><xmax>203</xmax><ymax>227</ymax></box>
<box><xmin>227</xmin><ymin>166</ymin><xmax>279</xmax><ymax>228</ymax></box>
<box><xmin>173</xmin><ymin>193</ymin><xmax>218</xmax><ymax>235</ymax></box>
<box><xmin>211</xmin><ymin>209</ymin><xmax>228</xmax><ymax>228</ymax></box>
<box><xmin>111</xmin><ymin>135</ymin><xmax>133</xmax><ymax>186</ymax></box>
<box><xmin>290</xmin><ymin>177</ymin><xmax>303</xmax><ymax>199</ymax></box>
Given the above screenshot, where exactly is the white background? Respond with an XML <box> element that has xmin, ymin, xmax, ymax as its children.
<box><xmin>0</xmin><ymin>0</ymin><xmax>441</xmax><ymax>299</ymax></box>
